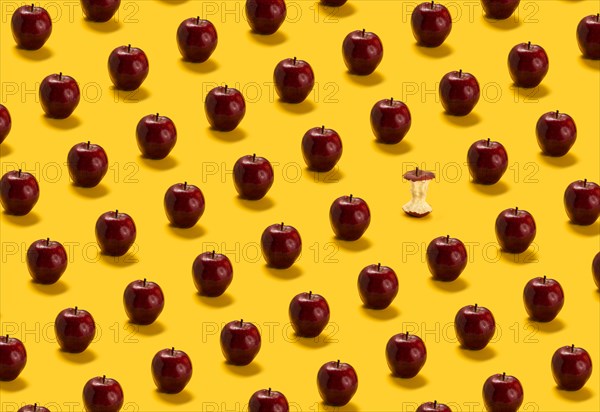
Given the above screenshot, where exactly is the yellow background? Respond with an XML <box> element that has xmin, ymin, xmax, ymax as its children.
<box><xmin>1</xmin><ymin>0</ymin><xmax>599</xmax><ymax>411</ymax></box>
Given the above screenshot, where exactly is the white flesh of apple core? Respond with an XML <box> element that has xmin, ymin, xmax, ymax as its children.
<box><xmin>403</xmin><ymin>180</ymin><xmax>432</xmax><ymax>216</ymax></box>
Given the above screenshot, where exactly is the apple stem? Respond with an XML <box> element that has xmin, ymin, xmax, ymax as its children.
<box><xmin>336</xmin><ymin>359</ymin><xmax>340</xmax><ymax>368</ymax></box>
<box><xmin>293</xmin><ymin>57</ymin><xmax>297</xmax><ymax>65</ymax></box>
<box><xmin>433</xmin><ymin>401</ymin><xmax>437</xmax><ymax>408</ymax></box>
<box><xmin>280</xmin><ymin>222</ymin><xmax>284</xmax><ymax>230</ymax></box>
<box><xmin>502</xmin><ymin>372</ymin><xmax>506</xmax><ymax>381</ymax></box>
<box><xmin>555</xmin><ymin>110</ymin><xmax>559</xmax><ymax>118</ymax></box>
<box><xmin>527</xmin><ymin>41</ymin><xmax>531</xmax><ymax>49</ymax></box>
<box><xmin>474</xmin><ymin>303</ymin><xmax>478</xmax><ymax>312</ymax></box>
<box><xmin>583</xmin><ymin>179</ymin><xmax>587</xmax><ymax>186</ymax></box>
<box><xmin>31</xmin><ymin>3</ymin><xmax>34</xmax><ymax>11</ymax></box>
<box><xmin>405</xmin><ymin>331</ymin><xmax>409</xmax><ymax>339</ymax></box>
<box><xmin>46</xmin><ymin>237</ymin><xmax>50</xmax><ymax>246</ymax></box>
<box><xmin>416</xmin><ymin>167</ymin><xmax>420</xmax><ymax>176</ymax></box>
<box><xmin>321</xmin><ymin>125</ymin><xmax>325</xmax><ymax>134</ymax></box>
<box><xmin>224</xmin><ymin>84</ymin><xmax>228</xmax><ymax>93</ymax></box>
<box><xmin>486</xmin><ymin>138</ymin><xmax>490</xmax><ymax>147</ymax></box>
<box><xmin>102</xmin><ymin>375</ymin><xmax>106</xmax><ymax>383</ymax></box>
<box><xmin>514</xmin><ymin>207</ymin><xmax>518</xmax><ymax>215</ymax></box>
<box><xmin>33</xmin><ymin>404</ymin><xmax>37</xmax><ymax>411</ymax></box>
<box><xmin>543</xmin><ymin>275</ymin><xmax>546</xmax><ymax>283</ymax></box>
<box><xmin>18</xmin><ymin>169</ymin><xmax>22</xmax><ymax>177</ymax></box>
<box><xmin>252</xmin><ymin>153</ymin><xmax>256</xmax><ymax>162</ymax></box>
<box><xmin>59</xmin><ymin>72</ymin><xmax>62</xmax><ymax>80</ymax></box>
<box><xmin>596</xmin><ymin>13</ymin><xmax>599</xmax><ymax>21</ymax></box>
<box><xmin>4</xmin><ymin>334</ymin><xmax>8</xmax><ymax>342</ymax></box>
<box><xmin>143</xmin><ymin>278</ymin><xmax>147</xmax><ymax>286</ymax></box>
<box><xmin>196</xmin><ymin>16</ymin><xmax>200</xmax><ymax>24</ymax></box>
<box><xmin>183</xmin><ymin>181</ymin><xmax>188</xmax><ymax>190</ymax></box>
<box><xmin>212</xmin><ymin>250</ymin><xmax>215</xmax><ymax>259</ymax></box>
<box><xmin>268</xmin><ymin>388</ymin><xmax>272</xmax><ymax>396</ymax></box>
<box><xmin>240</xmin><ymin>319</ymin><xmax>244</xmax><ymax>327</ymax></box>
<box><xmin>362</xmin><ymin>28</ymin><xmax>366</xmax><ymax>37</ymax></box>
<box><xmin>349</xmin><ymin>194</ymin><xmax>353</xmax><ymax>202</ymax></box>
<box><xmin>171</xmin><ymin>347</ymin><xmax>175</xmax><ymax>355</ymax></box>
<box><xmin>390</xmin><ymin>97</ymin><xmax>394</xmax><ymax>105</ymax></box>
<box><xmin>74</xmin><ymin>306</ymin><xmax>78</xmax><ymax>314</ymax></box>
<box><xmin>377</xmin><ymin>262</ymin><xmax>381</xmax><ymax>271</ymax></box>
<box><xmin>445</xmin><ymin>235</ymin><xmax>449</xmax><ymax>243</ymax></box>
<box><xmin>430</xmin><ymin>0</ymin><xmax>434</xmax><ymax>8</ymax></box>
<box><xmin>87</xmin><ymin>141</ymin><xmax>91</xmax><ymax>149</ymax></box>
<box><xmin>128</xmin><ymin>44</ymin><xmax>131</xmax><ymax>53</ymax></box>
<box><xmin>458</xmin><ymin>69</ymin><xmax>462</xmax><ymax>78</ymax></box>
<box><xmin>308</xmin><ymin>291</ymin><xmax>312</xmax><ymax>299</ymax></box>
<box><xmin>571</xmin><ymin>344</ymin><xmax>575</xmax><ymax>352</ymax></box>
<box><xmin>115</xmin><ymin>209</ymin><xmax>119</xmax><ymax>218</ymax></box>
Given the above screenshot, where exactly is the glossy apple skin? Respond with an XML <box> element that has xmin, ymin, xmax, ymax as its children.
<box><xmin>220</xmin><ymin>320</ymin><xmax>261</xmax><ymax>365</ymax></box>
<box><xmin>261</xmin><ymin>223</ymin><xmax>302</xmax><ymax>268</ymax></box>
<box><xmin>18</xmin><ymin>405</ymin><xmax>50</xmax><ymax>412</ymax></box>
<box><xmin>192</xmin><ymin>251</ymin><xmax>233</xmax><ymax>297</ymax></box>
<box><xmin>495</xmin><ymin>208</ymin><xmax>536</xmax><ymax>253</ymax></box>
<box><xmin>0</xmin><ymin>170</ymin><xmax>40</xmax><ymax>216</ymax></box>
<box><xmin>411</xmin><ymin>2</ymin><xmax>452</xmax><ymax>47</ymax></box>
<box><xmin>246</xmin><ymin>0</ymin><xmax>287</xmax><ymax>35</ymax></box>
<box><xmin>416</xmin><ymin>401</ymin><xmax>452</xmax><ymax>412</ymax></box>
<box><xmin>205</xmin><ymin>86</ymin><xmax>246</xmax><ymax>131</ymax></box>
<box><xmin>233</xmin><ymin>155</ymin><xmax>274</xmax><ymax>200</ymax></box>
<box><xmin>136</xmin><ymin>114</ymin><xmax>177</xmax><ymax>159</ymax></box>
<box><xmin>177</xmin><ymin>18</ymin><xmax>218</xmax><ymax>62</ymax></box>
<box><xmin>426</xmin><ymin>236</ymin><xmax>467</xmax><ymax>281</ymax></box>
<box><xmin>481</xmin><ymin>0</ymin><xmax>520</xmax><ymax>19</ymax></box>
<box><xmin>593</xmin><ymin>252</ymin><xmax>600</xmax><ymax>289</ymax></box>
<box><xmin>0</xmin><ymin>104</ymin><xmax>11</xmax><ymax>144</ymax></box>
<box><xmin>274</xmin><ymin>58</ymin><xmax>315</xmax><ymax>103</ymax></box>
<box><xmin>0</xmin><ymin>335</ymin><xmax>26</xmax><ymax>381</ymax></box>
<box><xmin>317</xmin><ymin>361</ymin><xmax>358</xmax><ymax>406</ymax></box>
<box><xmin>123</xmin><ymin>279</ymin><xmax>164</xmax><ymax>325</ymax></box>
<box><xmin>329</xmin><ymin>195</ymin><xmax>371</xmax><ymax>241</ymax></box>
<box><xmin>467</xmin><ymin>139</ymin><xmax>508</xmax><ymax>185</ymax></box>
<box><xmin>301</xmin><ymin>127</ymin><xmax>343</xmax><ymax>172</ymax></box>
<box><xmin>67</xmin><ymin>142</ymin><xmax>109</xmax><ymax>188</ymax></box>
<box><xmin>164</xmin><ymin>183</ymin><xmax>205</xmax><ymax>228</ymax></box>
<box><xmin>54</xmin><ymin>307</ymin><xmax>95</xmax><ymax>353</ymax></box>
<box><xmin>26</xmin><ymin>238</ymin><xmax>68</xmax><ymax>284</ymax></box>
<box><xmin>439</xmin><ymin>70</ymin><xmax>480</xmax><ymax>116</ymax></box>
<box><xmin>288</xmin><ymin>292</ymin><xmax>330</xmax><ymax>337</ymax></box>
<box><xmin>82</xmin><ymin>376</ymin><xmax>124</xmax><ymax>412</ymax></box>
<box><xmin>81</xmin><ymin>0</ymin><xmax>121</xmax><ymax>22</ymax></box>
<box><xmin>552</xmin><ymin>345</ymin><xmax>593</xmax><ymax>390</ymax></box>
<box><xmin>11</xmin><ymin>5</ymin><xmax>52</xmax><ymax>50</ymax></box>
<box><xmin>151</xmin><ymin>348</ymin><xmax>193</xmax><ymax>394</ymax></box>
<box><xmin>357</xmin><ymin>264</ymin><xmax>398</xmax><ymax>309</ymax></box>
<box><xmin>95</xmin><ymin>210</ymin><xmax>136</xmax><ymax>256</ymax></box>
<box><xmin>536</xmin><ymin>111</ymin><xmax>577</xmax><ymax>157</ymax></box>
<box><xmin>342</xmin><ymin>30</ymin><xmax>384</xmax><ymax>75</ymax></box>
<box><xmin>577</xmin><ymin>14</ymin><xmax>600</xmax><ymax>59</ymax></box>
<box><xmin>39</xmin><ymin>73</ymin><xmax>80</xmax><ymax>119</ymax></box>
<box><xmin>523</xmin><ymin>276</ymin><xmax>564</xmax><ymax>322</ymax></box>
<box><xmin>108</xmin><ymin>45</ymin><xmax>149</xmax><ymax>91</ymax></box>
<box><xmin>370</xmin><ymin>98</ymin><xmax>411</xmax><ymax>144</ymax></box>
<box><xmin>564</xmin><ymin>180</ymin><xmax>600</xmax><ymax>225</ymax></box>
<box><xmin>386</xmin><ymin>333</ymin><xmax>427</xmax><ymax>378</ymax></box>
<box><xmin>454</xmin><ymin>304</ymin><xmax>495</xmax><ymax>350</ymax></box>
<box><xmin>249</xmin><ymin>389</ymin><xmax>289</xmax><ymax>412</ymax></box>
<box><xmin>482</xmin><ymin>373</ymin><xmax>524</xmax><ymax>412</ymax></box>
<box><xmin>321</xmin><ymin>0</ymin><xmax>347</xmax><ymax>5</ymax></box>
<box><xmin>508</xmin><ymin>42</ymin><xmax>549</xmax><ymax>88</ymax></box>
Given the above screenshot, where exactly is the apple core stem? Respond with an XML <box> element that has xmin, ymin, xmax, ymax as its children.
<box><xmin>405</xmin><ymin>331</ymin><xmax>409</xmax><ymax>339</ymax></box>
<box><xmin>155</xmin><ymin>113</ymin><xmax>159</xmax><ymax>121</ymax></box>
<box><xmin>416</xmin><ymin>167</ymin><xmax>420</xmax><ymax>176</ymax></box>
<box><xmin>349</xmin><ymin>194</ymin><xmax>353</xmax><ymax>202</ymax></box>
<box><xmin>390</xmin><ymin>97</ymin><xmax>394</xmax><ymax>105</ymax></box>
<box><xmin>4</xmin><ymin>334</ymin><xmax>8</xmax><ymax>342</ymax></box>
<box><xmin>555</xmin><ymin>110</ymin><xmax>559</xmax><ymax>118</ymax></box>
<box><xmin>224</xmin><ymin>84</ymin><xmax>228</xmax><ymax>93</ymax></box>
<box><xmin>33</xmin><ymin>404</ymin><xmax>38</xmax><ymax>411</ymax></box>
<box><xmin>46</xmin><ymin>237</ymin><xmax>50</xmax><ymax>246</ymax></box>
<box><xmin>433</xmin><ymin>401</ymin><xmax>437</xmax><ymax>408</ymax></box>
<box><xmin>596</xmin><ymin>13</ymin><xmax>599</xmax><ymax>21</ymax></box>
<box><xmin>183</xmin><ymin>181</ymin><xmax>188</xmax><ymax>190</ymax></box>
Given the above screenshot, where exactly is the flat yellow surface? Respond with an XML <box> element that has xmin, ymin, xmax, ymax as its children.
<box><xmin>1</xmin><ymin>0</ymin><xmax>599</xmax><ymax>411</ymax></box>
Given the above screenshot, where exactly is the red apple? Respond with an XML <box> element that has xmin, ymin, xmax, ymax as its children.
<box><xmin>342</xmin><ymin>29</ymin><xmax>384</xmax><ymax>75</ymax></box>
<box><xmin>18</xmin><ymin>405</ymin><xmax>50</xmax><ymax>412</ymax></box>
<box><xmin>416</xmin><ymin>401</ymin><xmax>452</xmax><ymax>412</ymax></box>
<box><xmin>370</xmin><ymin>98</ymin><xmax>411</xmax><ymax>144</ymax></box>
<box><xmin>482</xmin><ymin>373</ymin><xmax>524</xmax><ymax>412</ymax></box>
<box><xmin>495</xmin><ymin>207</ymin><xmax>536</xmax><ymax>253</ymax></box>
<box><xmin>95</xmin><ymin>210</ymin><xmax>136</xmax><ymax>256</ymax></box>
<box><xmin>81</xmin><ymin>0</ymin><xmax>121</xmax><ymax>22</ymax></box>
<box><xmin>411</xmin><ymin>1</ymin><xmax>452</xmax><ymax>47</ymax></box>
<box><xmin>249</xmin><ymin>388</ymin><xmax>289</xmax><ymax>412</ymax></box>
<box><xmin>508</xmin><ymin>42</ymin><xmax>549</xmax><ymax>88</ymax></box>
<box><xmin>288</xmin><ymin>291</ymin><xmax>330</xmax><ymax>337</ymax></box>
<box><xmin>11</xmin><ymin>5</ymin><xmax>52</xmax><ymax>50</ymax></box>
<box><xmin>467</xmin><ymin>138</ymin><xmax>508</xmax><ymax>185</ymax></box>
<box><xmin>54</xmin><ymin>307</ymin><xmax>96</xmax><ymax>353</ymax></box>
<box><xmin>329</xmin><ymin>195</ymin><xmax>371</xmax><ymax>241</ymax></box>
<box><xmin>274</xmin><ymin>57</ymin><xmax>315</xmax><ymax>103</ymax></box>
<box><xmin>192</xmin><ymin>251</ymin><xmax>233</xmax><ymax>297</ymax></box>
<box><xmin>261</xmin><ymin>223</ymin><xmax>302</xmax><ymax>269</ymax></box>
<box><xmin>164</xmin><ymin>182</ymin><xmax>205</xmax><ymax>228</ymax></box>
<box><xmin>67</xmin><ymin>141</ymin><xmax>109</xmax><ymax>188</ymax></box>
<box><xmin>577</xmin><ymin>14</ymin><xmax>600</xmax><ymax>59</ymax></box>
<box><xmin>564</xmin><ymin>179</ymin><xmax>600</xmax><ymax>226</ymax></box>
<box><xmin>0</xmin><ymin>104</ymin><xmax>12</xmax><ymax>144</ymax></box>
<box><xmin>481</xmin><ymin>0</ymin><xmax>520</xmax><ymax>19</ymax></box>
<box><xmin>0</xmin><ymin>335</ymin><xmax>26</xmax><ymax>381</ymax></box>
<box><xmin>552</xmin><ymin>345</ymin><xmax>593</xmax><ymax>391</ymax></box>
<box><xmin>82</xmin><ymin>375</ymin><xmax>124</xmax><ymax>412</ymax></box>
<box><xmin>177</xmin><ymin>17</ymin><xmax>218</xmax><ymax>62</ymax></box>
<box><xmin>426</xmin><ymin>235</ymin><xmax>467</xmax><ymax>281</ymax></box>
<box><xmin>357</xmin><ymin>263</ymin><xmax>398</xmax><ymax>309</ymax></box>
<box><xmin>536</xmin><ymin>110</ymin><xmax>577</xmax><ymax>157</ymax></box>
<box><xmin>523</xmin><ymin>276</ymin><xmax>564</xmax><ymax>322</ymax></box>
<box><xmin>317</xmin><ymin>360</ymin><xmax>358</xmax><ymax>406</ymax></box>
<box><xmin>386</xmin><ymin>332</ymin><xmax>427</xmax><ymax>378</ymax></box>
<box><xmin>593</xmin><ymin>252</ymin><xmax>600</xmax><ymax>289</ymax></box>
<box><xmin>39</xmin><ymin>73</ymin><xmax>80</xmax><ymax>119</ymax></box>
<box><xmin>301</xmin><ymin>126</ymin><xmax>343</xmax><ymax>172</ymax></box>
<box><xmin>454</xmin><ymin>304</ymin><xmax>495</xmax><ymax>350</ymax></box>
<box><xmin>108</xmin><ymin>44</ymin><xmax>149</xmax><ymax>91</ymax></box>
<box><xmin>151</xmin><ymin>347</ymin><xmax>193</xmax><ymax>394</ymax></box>
<box><xmin>233</xmin><ymin>154</ymin><xmax>274</xmax><ymax>200</ymax></box>
<box><xmin>205</xmin><ymin>85</ymin><xmax>246</xmax><ymax>131</ymax></box>
<box><xmin>220</xmin><ymin>320</ymin><xmax>261</xmax><ymax>365</ymax></box>
<box><xmin>26</xmin><ymin>238</ymin><xmax>68</xmax><ymax>284</ymax></box>
<box><xmin>136</xmin><ymin>113</ymin><xmax>177</xmax><ymax>160</ymax></box>
<box><xmin>439</xmin><ymin>70</ymin><xmax>480</xmax><ymax>116</ymax></box>
<box><xmin>123</xmin><ymin>279</ymin><xmax>164</xmax><ymax>325</ymax></box>
<box><xmin>246</xmin><ymin>0</ymin><xmax>287</xmax><ymax>35</ymax></box>
<box><xmin>0</xmin><ymin>169</ymin><xmax>40</xmax><ymax>216</ymax></box>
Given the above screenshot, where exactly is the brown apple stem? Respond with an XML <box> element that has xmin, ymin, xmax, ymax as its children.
<box><xmin>18</xmin><ymin>169</ymin><xmax>22</xmax><ymax>177</ymax></box>
<box><xmin>31</xmin><ymin>3</ymin><xmax>34</xmax><ymax>11</ymax></box>
<box><xmin>308</xmin><ymin>291</ymin><xmax>313</xmax><ymax>299</ymax></box>
<box><xmin>377</xmin><ymin>263</ymin><xmax>381</xmax><ymax>271</ymax></box>
<box><xmin>362</xmin><ymin>28</ymin><xmax>366</xmax><ymax>37</ymax></box>
<box><xmin>143</xmin><ymin>278</ymin><xmax>147</xmax><ymax>286</ymax></box>
<box><xmin>433</xmin><ymin>401</ymin><xmax>437</xmax><ymax>408</ymax></box>
<box><xmin>212</xmin><ymin>250</ymin><xmax>216</xmax><ymax>259</ymax></box>
<box><xmin>543</xmin><ymin>275</ymin><xmax>546</xmax><ymax>283</ymax></box>
<box><xmin>474</xmin><ymin>303</ymin><xmax>478</xmax><ymax>312</ymax></box>
<box><xmin>430</xmin><ymin>0</ymin><xmax>434</xmax><ymax>8</ymax></box>
<box><xmin>321</xmin><ymin>125</ymin><xmax>325</xmax><ymax>134</ymax></box>
<box><xmin>583</xmin><ymin>179</ymin><xmax>587</xmax><ymax>186</ymax></box>
<box><xmin>596</xmin><ymin>13</ymin><xmax>599</xmax><ymax>21</ymax></box>
<box><xmin>183</xmin><ymin>181</ymin><xmax>188</xmax><ymax>190</ymax></box>
<box><xmin>502</xmin><ymin>372</ymin><xmax>506</xmax><ymax>380</ymax></box>
<box><xmin>486</xmin><ymin>138</ymin><xmax>491</xmax><ymax>146</ymax></box>
<box><xmin>87</xmin><ymin>141</ymin><xmax>91</xmax><ymax>149</ymax></box>
<box><xmin>280</xmin><ymin>222</ymin><xmax>284</xmax><ymax>231</ymax></box>
<box><xmin>74</xmin><ymin>306</ymin><xmax>78</xmax><ymax>314</ymax></box>
<box><xmin>240</xmin><ymin>319</ymin><xmax>244</xmax><ymax>327</ymax></box>
<box><xmin>416</xmin><ymin>167</ymin><xmax>420</xmax><ymax>176</ymax></box>
<box><xmin>336</xmin><ymin>359</ymin><xmax>340</xmax><ymax>368</ymax></box>
<box><xmin>33</xmin><ymin>404</ymin><xmax>38</xmax><ymax>411</ymax></box>
<box><xmin>527</xmin><ymin>41</ymin><xmax>531</xmax><ymax>49</ymax></box>
<box><xmin>349</xmin><ymin>194</ymin><xmax>353</xmax><ymax>202</ymax></box>
<box><xmin>102</xmin><ymin>375</ymin><xmax>106</xmax><ymax>383</ymax></box>
<box><xmin>555</xmin><ymin>110</ymin><xmax>559</xmax><ymax>118</ymax></box>
<box><xmin>268</xmin><ymin>388</ymin><xmax>272</xmax><ymax>396</ymax></box>
<box><xmin>445</xmin><ymin>235</ymin><xmax>450</xmax><ymax>243</ymax></box>
<box><xmin>514</xmin><ymin>207</ymin><xmax>518</xmax><ymax>215</ymax></box>
<box><xmin>390</xmin><ymin>97</ymin><xmax>394</xmax><ymax>105</ymax></box>
<box><xmin>115</xmin><ymin>209</ymin><xmax>119</xmax><ymax>218</ymax></box>
<box><xmin>252</xmin><ymin>153</ymin><xmax>256</xmax><ymax>162</ymax></box>
<box><xmin>293</xmin><ymin>57</ymin><xmax>297</xmax><ymax>65</ymax></box>
<box><xmin>4</xmin><ymin>334</ymin><xmax>8</xmax><ymax>342</ymax></box>
<box><xmin>458</xmin><ymin>69</ymin><xmax>462</xmax><ymax>78</ymax></box>
<box><xmin>155</xmin><ymin>113</ymin><xmax>159</xmax><ymax>121</ymax></box>
<box><xmin>128</xmin><ymin>44</ymin><xmax>131</xmax><ymax>53</ymax></box>
<box><xmin>571</xmin><ymin>344</ymin><xmax>575</xmax><ymax>352</ymax></box>
<box><xmin>196</xmin><ymin>16</ymin><xmax>200</xmax><ymax>24</ymax></box>
<box><xmin>46</xmin><ymin>238</ymin><xmax>50</xmax><ymax>246</ymax></box>
<box><xmin>224</xmin><ymin>84</ymin><xmax>228</xmax><ymax>93</ymax></box>
<box><xmin>171</xmin><ymin>347</ymin><xmax>175</xmax><ymax>355</ymax></box>
<box><xmin>59</xmin><ymin>72</ymin><xmax>62</xmax><ymax>81</ymax></box>
<box><xmin>405</xmin><ymin>331</ymin><xmax>410</xmax><ymax>339</ymax></box>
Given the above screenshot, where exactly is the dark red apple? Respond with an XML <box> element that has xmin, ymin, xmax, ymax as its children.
<box><xmin>39</xmin><ymin>73</ymin><xmax>80</xmax><ymax>119</ymax></box>
<box><xmin>321</xmin><ymin>0</ymin><xmax>347</xmax><ymax>5</ymax></box>
<box><xmin>495</xmin><ymin>207</ymin><xmax>536</xmax><ymax>253</ymax></box>
<box><xmin>426</xmin><ymin>235</ymin><xmax>467</xmax><ymax>281</ymax></box>
<box><xmin>17</xmin><ymin>405</ymin><xmax>50</xmax><ymax>412</ymax></box>
<box><xmin>249</xmin><ymin>388</ymin><xmax>289</xmax><ymax>412</ymax></box>
<box><xmin>0</xmin><ymin>104</ymin><xmax>11</xmax><ymax>144</ymax></box>
<box><xmin>342</xmin><ymin>29</ymin><xmax>384</xmax><ymax>75</ymax></box>
<box><xmin>261</xmin><ymin>223</ymin><xmax>302</xmax><ymax>269</ymax></box>
<box><xmin>301</xmin><ymin>126</ymin><xmax>343</xmax><ymax>172</ymax></box>
<box><xmin>0</xmin><ymin>335</ymin><xmax>26</xmax><ymax>381</ymax></box>
<box><xmin>54</xmin><ymin>307</ymin><xmax>95</xmax><ymax>353</ymax></box>
<box><xmin>192</xmin><ymin>251</ymin><xmax>233</xmax><ymax>297</ymax></box>
<box><xmin>108</xmin><ymin>44</ymin><xmax>149</xmax><ymax>91</ymax></box>
<box><xmin>82</xmin><ymin>375</ymin><xmax>124</xmax><ymax>412</ymax></box>
<box><xmin>386</xmin><ymin>332</ymin><xmax>427</xmax><ymax>378</ymax></box>
<box><xmin>11</xmin><ymin>5</ymin><xmax>52</xmax><ymax>50</ymax></box>
<box><xmin>416</xmin><ymin>401</ymin><xmax>452</xmax><ymax>412</ymax></box>
<box><xmin>467</xmin><ymin>138</ymin><xmax>508</xmax><ymax>185</ymax></box>
<box><xmin>577</xmin><ymin>14</ymin><xmax>600</xmax><ymax>59</ymax></box>
<box><xmin>411</xmin><ymin>1</ymin><xmax>452</xmax><ymax>47</ymax></box>
<box><xmin>523</xmin><ymin>276</ymin><xmax>564</xmax><ymax>322</ymax></box>
<box><xmin>95</xmin><ymin>210</ymin><xmax>136</xmax><ymax>256</ymax></box>
<box><xmin>536</xmin><ymin>110</ymin><xmax>577</xmax><ymax>157</ymax></box>
<box><xmin>151</xmin><ymin>347</ymin><xmax>193</xmax><ymax>394</ymax></box>
<box><xmin>205</xmin><ymin>85</ymin><xmax>246</xmax><ymax>131</ymax></box>
<box><xmin>288</xmin><ymin>291</ymin><xmax>330</xmax><ymax>337</ymax></box>
<box><xmin>274</xmin><ymin>57</ymin><xmax>315</xmax><ymax>103</ymax></box>
<box><xmin>81</xmin><ymin>0</ymin><xmax>121</xmax><ymax>22</ymax></box>
<box><xmin>508</xmin><ymin>42</ymin><xmax>549</xmax><ymax>88</ymax></box>
<box><xmin>67</xmin><ymin>141</ymin><xmax>109</xmax><ymax>188</ymax></box>
<box><xmin>177</xmin><ymin>17</ymin><xmax>218</xmax><ymax>62</ymax></box>
<box><xmin>0</xmin><ymin>170</ymin><xmax>39</xmax><ymax>216</ymax></box>
<box><xmin>482</xmin><ymin>373</ymin><xmax>524</xmax><ymax>412</ymax></box>
<box><xmin>26</xmin><ymin>238</ymin><xmax>68</xmax><ymax>284</ymax></box>
<box><xmin>233</xmin><ymin>154</ymin><xmax>274</xmax><ymax>200</ymax></box>
<box><xmin>317</xmin><ymin>360</ymin><xmax>358</xmax><ymax>406</ymax></box>
<box><xmin>552</xmin><ymin>345</ymin><xmax>593</xmax><ymax>391</ymax></box>
<box><xmin>564</xmin><ymin>179</ymin><xmax>600</xmax><ymax>226</ymax></box>
<box><xmin>246</xmin><ymin>0</ymin><xmax>286</xmax><ymax>35</ymax></box>
<box><xmin>439</xmin><ymin>70</ymin><xmax>480</xmax><ymax>116</ymax></box>
<box><xmin>136</xmin><ymin>113</ymin><xmax>177</xmax><ymax>160</ymax></box>
<box><xmin>454</xmin><ymin>304</ymin><xmax>495</xmax><ymax>350</ymax></box>
<box><xmin>123</xmin><ymin>279</ymin><xmax>164</xmax><ymax>325</ymax></box>
<box><xmin>329</xmin><ymin>195</ymin><xmax>371</xmax><ymax>241</ymax></box>
<box><xmin>370</xmin><ymin>98</ymin><xmax>411</xmax><ymax>144</ymax></box>
<box><xmin>481</xmin><ymin>0</ymin><xmax>520</xmax><ymax>19</ymax></box>
<box><xmin>593</xmin><ymin>252</ymin><xmax>600</xmax><ymax>289</ymax></box>
<box><xmin>164</xmin><ymin>182</ymin><xmax>205</xmax><ymax>228</ymax></box>
<box><xmin>220</xmin><ymin>320</ymin><xmax>261</xmax><ymax>365</ymax></box>
<box><xmin>357</xmin><ymin>263</ymin><xmax>398</xmax><ymax>309</ymax></box>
